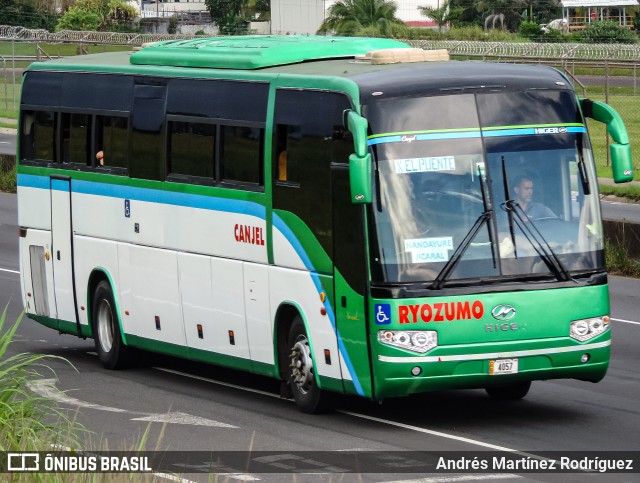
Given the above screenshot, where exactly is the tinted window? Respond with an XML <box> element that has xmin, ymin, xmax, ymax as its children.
<box><xmin>168</xmin><ymin>120</ymin><xmax>215</xmax><ymax>179</ymax></box>
<box><xmin>365</xmin><ymin>94</ymin><xmax>479</xmax><ymax>134</ymax></box>
<box><xmin>477</xmin><ymin>90</ymin><xmax>581</xmax><ymax>127</ymax></box>
<box><xmin>167</xmin><ymin>79</ymin><xmax>268</xmax><ymax>122</ymax></box>
<box><xmin>21</xmin><ymin>111</ymin><xmax>55</xmax><ymax>162</ymax></box>
<box><xmin>273</xmin><ymin>90</ymin><xmax>353</xmax><ymax>262</ymax></box>
<box><xmin>62</xmin><ymin>113</ymin><xmax>90</xmax><ymax>165</ymax></box>
<box><xmin>220</xmin><ymin>125</ymin><xmax>263</xmax><ymax>185</ymax></box>
<box><xmin>130</xmin><ymin>82</ymin><xmax>166</xmax><ymax>180</ymax></box>
<box><xmin>22</xmin><ymin>71</ymin><xmax>132</xmax><ymax>111</ymax></box>
<box><xmin>96</xmin><ymin>116</ymin><xmax>129</xmax><ymax>169</ymax></box>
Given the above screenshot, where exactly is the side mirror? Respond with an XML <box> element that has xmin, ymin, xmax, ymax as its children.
<box><xmin>345</xmin><ymin>110</ymin><xmax>372</xmax><ymax>203</ymax></box>
<box><xmin>349</xmin><ymin>153</ymin><xmax>372</xmax><ymax>204</ymax></box>
<box><xmin>346</xmin><ymin>110</ymin><xmax>368</xmax><ymax>158</ymax></box>
<box><xmin>581</xmin><ymin>99</ymin><xmax>633</xmax><ymax>183</ymax></box>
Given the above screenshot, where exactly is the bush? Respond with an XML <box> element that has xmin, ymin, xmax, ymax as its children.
<box><xmin>579</xmin><ymin>20</ymin><xmax>637</xmax><ymax>44</ymax></box>
<box><xmin>0</xmin><ymin>155</ymin><xmax>16</xmax><ymax>193</ymax></box>
<box><xmin>55</xmin><ymin>7</ymin><xmax>101</xmax><ymax>31</ymax></box>
<box><xmin>518</xmin><ymin>21</ymin><xmax>543</xmax><ymax>40</ymax></box>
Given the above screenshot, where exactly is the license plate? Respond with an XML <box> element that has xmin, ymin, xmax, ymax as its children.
<box><xmin>489</xmin><ymin>358</ymin><xmax>518</xmax><ymax>375</ymax></box>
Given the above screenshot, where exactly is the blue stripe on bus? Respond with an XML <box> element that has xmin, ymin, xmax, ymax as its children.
<box><xmin>51</xmin><ymin>178</ymin><xmax>70</xmax><ymax>192</ymax></box>
<box><xmin>273</xmin><ymin>213</ymin><xmax>364</xmax><ymax>396</ymax></box>
<box><xmin>20</xmin><ymin>172</ymin><xmax>363</xmax><ymax>395</ymax></box>
<box><xmin>18</xmin><ymin>174</ymin><xmax>267</xmax><ymax>219</ymax></box>
<box><xmin>482</xmin><ymin>126</ymin><xmax>587</xmax><ymax>137</ymax></box>
<box><xmin>367</xmin><ymin>126</ymin><xmax>587</xmax><ymax>146</ymax></box>
<box><xmin>368</xmin><ymin>131</ymin><xmax>481</xmax><ymax>146</ymax></box>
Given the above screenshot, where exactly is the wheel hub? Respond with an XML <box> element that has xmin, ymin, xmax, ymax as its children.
<box><xmin>96</xmin><ymin>299</ymin><xmax>114</xmax><ymax>353</ymax></box>
<box><xmin>290</xmin><ymin>338</ymin><xmax>314</xmax><ymax>394</ymax></box>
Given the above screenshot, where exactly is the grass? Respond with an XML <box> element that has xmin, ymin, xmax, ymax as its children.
<box><xmin>582</xmin><ymin>93</ymin><xmax>640</xmax><ymax>179</ymax></box>
<box><xmin>605</xmin><ymin>238</ymin><xmax>640</xmax><ymax>277</ymax></box>
<box><xmin>0</xmin><ymin>42</ymin><xmax>133</xmax><ymax>57</ymax></box>
<box><xmin>0</xmin><ymin>156</ymin><xmax>16</xmax><ymax>193</ymax></box>
<box><xmin>0</xmin><ymin>306</ymin><xmax>84</xmax><ymax>460</ymax></box>
<box><xmin>600</xmin><ymin>183</ymin><xmax>640</xmax><ymax>201</ymax></box>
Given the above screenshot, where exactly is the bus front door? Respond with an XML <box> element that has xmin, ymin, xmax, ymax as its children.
<box><xmin>331</xmin><ymin>165</ymin><xmax>372</xmax><ymax>398</ymax></box>
<box><xmin>50</xmin><ymin>176</ymin><xmax>79</xmax><ymax>333</ymax></box>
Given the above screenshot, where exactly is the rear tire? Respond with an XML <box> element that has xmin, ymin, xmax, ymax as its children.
<box><xmin>485</xmin><ymin>381</ymin><xmax>531</xmax><ymax>401</ymax></box>
<box><xmin>286</xmin><ymin>317</ymin><xmax>332</xmax><ymax>414</ymax></box>
<box><xmin>92</xmin><ymin>280</ymin><xmax>133</xmax><ymax>370</ymax></box>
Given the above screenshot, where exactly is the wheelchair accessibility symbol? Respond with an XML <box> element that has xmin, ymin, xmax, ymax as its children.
<box><xmin>375</xmin><ymin>304</ymin><xmax>391</xmax><ymax>325</ymax></box>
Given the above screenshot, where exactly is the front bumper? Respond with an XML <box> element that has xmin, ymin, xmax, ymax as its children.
<box><xmin>372</xmin><ymin>335</ymin><xmax>610</xmax><ymax>399</ymax></box>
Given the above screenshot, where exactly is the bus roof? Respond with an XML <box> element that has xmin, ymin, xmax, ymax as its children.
<box><xmin>129</xmin><ymin>35</ymin><xmax>410</xmax><ymax>70</ymax></box>
<box><xmin>27</xmin><ymin>36</ymin><xmax>571</xmax><ymax>98</ymax></box>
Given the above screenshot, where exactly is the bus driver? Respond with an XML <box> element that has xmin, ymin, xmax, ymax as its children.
<box><xmin>513</xmin><ymin>175</ymin><xmax>556</xmax><ymax>221</ymax></box>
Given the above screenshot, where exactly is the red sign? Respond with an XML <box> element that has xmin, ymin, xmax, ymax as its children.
<box><xmin>234</xmin><ymin>224</ymin><xmax>265</xmax><ymax>246</ymax></box>
<box><xmin>398</xmin><ymin>301</ymin><xmax>484</xmax><ymax>323</ymax></box>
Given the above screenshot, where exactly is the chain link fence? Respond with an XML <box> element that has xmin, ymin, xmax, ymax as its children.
<box><xmin>1</xmin><ymin>28</ymin><xmax>639</xmax><ymax>174</ymax></box>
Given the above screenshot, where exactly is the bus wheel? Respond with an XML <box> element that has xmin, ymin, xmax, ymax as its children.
<box><xmin>92</xmin><ymin>280</ymin><xmax>132</xmax><ymax>370</ymax></box>
<box><xmin>485</xmin><ymin>381</ymin><xmax>531</xmax><ymax>401</ymax></box>
<box><xmin>287</xmin><ymin>317</ymin><xmax>331</xmax><ymax>414</ymax></box>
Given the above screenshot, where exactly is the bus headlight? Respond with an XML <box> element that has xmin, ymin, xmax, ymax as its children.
<box><xmin>569</xmin><ymin>316</ymin><xmax>610</xmax><ymax>342</ymax></box>
<box><xmin>378</xmin><ymin>330</ymin><xmax>437</xmax><ymax>353</ymax></box>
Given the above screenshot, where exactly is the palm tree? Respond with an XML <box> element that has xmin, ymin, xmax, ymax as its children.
<box><xmin>317</xmin><ymin>0</ymin><xmax>404</xmax><ymax>36</ymax></box>
<box><xmin>418</xmin><ymin>0</ymin><xmax>462</xmax><ymax>31</ymax></box>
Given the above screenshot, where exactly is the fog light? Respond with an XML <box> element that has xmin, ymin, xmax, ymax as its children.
<box><xmin>411</xmin><ymin>366</ymin><xmax>422</xmax><ymax>376</ymax></box>
<box><xmin>581</xmin><ymin>354</ymin><xmax>590</xmax><ymax>363</ymax></box>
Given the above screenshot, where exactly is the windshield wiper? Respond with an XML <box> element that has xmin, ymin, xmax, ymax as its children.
<box><xmin>430</xmin><ymin>209</ymin><xmax>492</xmax><ymax>290</ymax></box>
<box><xmin>503</xmin><ymin>200</ymin><xmax>573</xmax><ymax>283</ymax></box>
<box><xmin>501</xmin><ymin>157</ymin><xmax>518</xmax><ymax>258</ymax></box>
<box><xmin>478</xmin><ymin>163</ymin><xmax>497</xmax><ymax>269</ymax></box>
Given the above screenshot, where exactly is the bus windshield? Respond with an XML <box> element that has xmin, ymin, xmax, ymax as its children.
<box><xmin>365</xmin><ymin>91</ymin><xmax>604</xmax><ymax>285</ymax></box>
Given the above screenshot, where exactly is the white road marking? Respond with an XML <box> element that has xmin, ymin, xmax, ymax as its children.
<box><xmin>132</xmin><ymin>411</ymin><xmax>236</xmax><ymax>428</ymax></box>
<box><xmin>0</xmin><ymin>267</ymin><xmax>19</xmax><ymax>274</ymax></box>
<box><xmin>338</xmin><ymin>411</ymin><xmax>517</xmax><ymax>452</ymax></box>
<box><xmin>154</xmin><ymin>366</ymin><xmax>280</xmax><ymax>399</ymax></box>
<box><xmin>28</xmin><ymin>379</ymin><xmax>127</xmax><ymax>413</ymax></box>
<box><xmin>28</xmin><ymin>379</ymin><xmax>238</xmax><ymax>428</ymax></box>
<box><xmin>153</xmin><ymin>367</ymin><xmax>542</xmax><ymax>466</ymax></box>
<box><xmin>612</xmin><ymin>317</ymin><xmax>640</xmax><ymax>326</ymax></box>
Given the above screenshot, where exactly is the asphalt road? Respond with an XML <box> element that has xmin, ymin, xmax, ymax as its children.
<box><xmin>0</xmin><ymin>131</ymin><xmax>16</xmax><ymax>156</ymax></box>
<box><xmin>1</xmin><ymin>192</ymin><xmax>640</xmax><ymax>482</ymax></box>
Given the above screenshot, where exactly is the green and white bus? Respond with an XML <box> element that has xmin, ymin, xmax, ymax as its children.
<box><xmin>17</xmin><ymin>36</ymin><xmax>633</xmax><ymax>413</ymax></box>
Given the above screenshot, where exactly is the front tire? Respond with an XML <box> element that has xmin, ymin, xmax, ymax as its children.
<box><xmin>287</xmin><ymin>317</ymin><xmax>332</xmax><ymax>413</ymax></box>
<box><xmin>92</xmin><ymin>280</ymin><xmax>133</xmax><ymax>370</ymax></box>
<box><xmin>485</xmin><ymin>381</ymin><xmax>531</xmax><ymax>401</ymax></box>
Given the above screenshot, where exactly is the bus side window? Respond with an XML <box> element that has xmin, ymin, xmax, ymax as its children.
<box><xmin>167</xmin><ymin>119</ymin><xmax>215</xmax><ymax>181</ymax></box>
<box><xmin>220</xmin><ymin>124</ymin><xmax>264</xmax><ymax>187</ymax></box>
<box><xmin>61</xmin><ymin>113</ymin><xmax>90</xmax><ymax>166</ymax></box>
<box><xmin>95</xmin><ymin>115</ymin><xmax>129</xmax><ymax>170</ymax></box>
<box><xmin>274</xmin><ymin>124</ymin><xmax>300</xmax><ymax>184</ymax></box>
<box><xmin>21</xmin><ymin>110</ymin><xmax>55</xmax><ymax>163</ymax></box>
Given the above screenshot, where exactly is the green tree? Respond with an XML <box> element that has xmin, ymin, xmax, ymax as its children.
<box><xmin>418</xmin><ymin>0</ymin><xmax>463</xmax><ymax>31</ymax></box>
<box><xmin>205</xmin><ymin>0</ymin><xmax>248</xmax><ymax>34</ymax></box>
<box><xmin>56</xmin><ymin>8</ymin><xmax>101</xmax><ymax>30</ymax></box>
<box><xmin>579</xmin><ymin>20</ymin><xmax>637</xmax><ymax>44</ymax></box>
<box><xmin>317</xmin><ymin>0</ymin><xmax>404</xmax><ymax>35</ymax></box>
<box><xmin>0</xmin><ymin>0</ymin><xmax>58</xmax><ymax>30</ymax></box>
<box><xmin>56</xmin><ymin>0</ymin><xmax>136</xmax><ymax>31</ymax></box>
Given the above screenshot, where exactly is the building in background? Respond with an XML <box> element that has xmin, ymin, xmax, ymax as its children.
<box><xmin>271</xmin><ymin>0</ymin><xmax>440</xmax><ymax>35</ymax></box>
<box><xmin>560</xmin><ymin>0</ymin><xmax>639</xmax><ymax>30</ymax></box>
